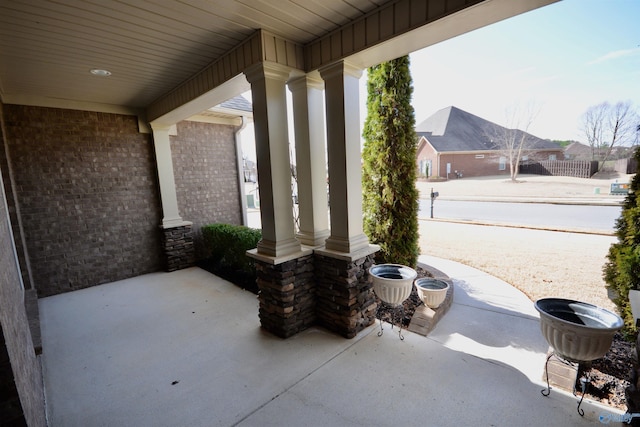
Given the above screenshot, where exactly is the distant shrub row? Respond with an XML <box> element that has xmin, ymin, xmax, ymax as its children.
<box><xmin>202</xmin><ymin>223</ymin><xmax>261</xmax><ymax>275</ymax></box>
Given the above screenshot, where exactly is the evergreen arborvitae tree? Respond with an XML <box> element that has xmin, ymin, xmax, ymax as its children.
<box><xmin>362</xmin><ymin>56</ymin><xmax>419</xmax><ymax>267</ymax></box>
<box><xmin>603</xmin><ymin>146</ymin><xmax>640</xmax><ymax>336</ymax></box>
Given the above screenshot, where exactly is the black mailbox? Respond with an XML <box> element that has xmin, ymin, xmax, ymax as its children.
<box><xmin>429</xmin><ymin>189</ymin><xmax>438</xmax><ymax>218</ymax></box>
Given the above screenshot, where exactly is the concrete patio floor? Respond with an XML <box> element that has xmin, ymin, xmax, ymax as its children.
<box><xmin>39</xmin><ymin>255</ymin><xmax>623</xmax><ymax>426</ymax></box>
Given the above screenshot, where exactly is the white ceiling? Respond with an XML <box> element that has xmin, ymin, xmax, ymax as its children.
<box><xmin>0</xmin><ymin>1</ymin><xmax>557</xmax><ymax>117</ymax></box>
<box><xmin>0</xmin><ymin>0</ymin><xmax>386</xmax><ymax>110</ymax></box>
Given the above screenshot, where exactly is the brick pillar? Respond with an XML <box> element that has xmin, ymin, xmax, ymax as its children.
<box><xmin>161</xmin><ymin>223</ymin><xmax>195</xmax><ymax>272</ymax></box>
<box><xmin>254</xmin><ymin>254</ymin><xmax>315</xmax><ymax>338</ymax></box>
<box><xmin>314</xmin><ymin>251</ymin><xmax>377</xmax><ymax>338</ymax></box>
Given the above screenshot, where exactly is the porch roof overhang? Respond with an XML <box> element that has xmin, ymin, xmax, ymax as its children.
<box><xmin>0</xmin><ymin>0</ymin><xmax>558</xmax><ymax>125</ymax></box>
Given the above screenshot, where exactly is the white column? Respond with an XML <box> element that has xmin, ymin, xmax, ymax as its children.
<box><xmin>288</xmin><ymin>75</ymin><xmax>330</xmax><ymax>247</ymax></box>
<box><xmin>319</xmin><ymin>61</ymin><xmax>370</xmax><ymax>254</ymax></box>
<box><xmin>244</xmin><ymin>63</ymin><xmax>301</xmax><ymax>258</ymax></box>
<box><xmin>150</xmin><ymin>124</ymin><xmax>186</xmax><ymax>228</ymax></box>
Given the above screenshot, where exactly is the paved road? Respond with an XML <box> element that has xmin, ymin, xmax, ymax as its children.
<box><xmin>419</xmin><ymin>199</ymin><xmax>621</xmax><ymax>233</ymax></box>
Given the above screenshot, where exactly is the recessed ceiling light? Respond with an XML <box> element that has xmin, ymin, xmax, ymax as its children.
<box><xmin>90</xmin><ymin>69</ymin><xmax>112</xmax><ymax>77</ymax></box>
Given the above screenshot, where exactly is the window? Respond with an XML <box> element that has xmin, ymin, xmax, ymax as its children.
<box><xmin>419</xmin><ymin>160</ymin><xmax>429</xmax><ymax>177</ymax></box>
<box><xmin>549</xmin><ymin>154</ymin><xmax>557</xmax><ymax>161</ymax></box>
<box><xmin>499</xmin><ymin>157</ymin><xmax>506</xmax><ymax>171</ymax></box>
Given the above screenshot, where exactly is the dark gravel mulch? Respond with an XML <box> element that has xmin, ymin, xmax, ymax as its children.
<box><xmin>577</xmin><ymin>333</ymin><xmax>635</xmax><ymax>410</ymax></box>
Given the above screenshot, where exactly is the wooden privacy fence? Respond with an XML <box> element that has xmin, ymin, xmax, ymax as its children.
<box><xmin>614</xmin><ymin>157</ymin><xmax>638</xmax><ymax>174</ymax></box>
<box><xmin>519</xmin><ymin>160</ymin><xmax>598</xmax><ymax>178</ymax></box>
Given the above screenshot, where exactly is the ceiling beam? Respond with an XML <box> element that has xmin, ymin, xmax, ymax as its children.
<box><xmin>147</xmin><ymin>30</ymin><xmax>304</xmax><ymax>123</ymax></box>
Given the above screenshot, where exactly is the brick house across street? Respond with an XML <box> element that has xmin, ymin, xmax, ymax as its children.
<box><xmin>416</xmin><ymin>106</ymin><xmax>564</xmax><ymax>179</ymax></box>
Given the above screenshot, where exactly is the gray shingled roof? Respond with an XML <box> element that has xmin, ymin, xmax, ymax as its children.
<box><xmin>564</xmin><ymin>141</ymin><xmax>591</xmax><ymax>156</ymax></box>
<box><xmin>218</xmin><ymin>95</ymin><xmax>253</xmax><ymax>112</ymax></box>
<box><xmin>416</xmin><ymin>106</ymin><xmax>560</xmax><ymax>152</ymax></box>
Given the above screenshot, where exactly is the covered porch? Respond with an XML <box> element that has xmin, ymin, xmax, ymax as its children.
<box><xmin>145</xmin><ymin>0</ymin><xmax>562</xmax><ymax>340</ymax></box>
<box><xmin>39</xmin><ymin>255</ymin><xmax>614</xmax><ymax>426</ymax></box>
<box><xmin>0</xmin><ymin>1</ymin><xmax>565</xmax><ymax>425</ymax></box>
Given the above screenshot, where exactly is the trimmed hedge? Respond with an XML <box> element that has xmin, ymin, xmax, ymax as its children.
<box><xmin>202</xmin><ymin>223</ymin><xmax>262</xmax><ymax>275</ymax></box>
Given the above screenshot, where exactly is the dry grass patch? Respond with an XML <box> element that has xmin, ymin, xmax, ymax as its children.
<box><xmin>419</xmin><ymin>220</ymin><xmax>617</xmax><ymax>312</ymax></box>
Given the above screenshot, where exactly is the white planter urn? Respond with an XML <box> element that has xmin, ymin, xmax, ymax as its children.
<box><xmin>534</xmin><ymin>298</ymin><xmax>623</xmax><ymax>363</ymax></box>
<box><xmin>369</xmin><ymin>264</ymin><xmax>417</xmax><ymax>307</ymax></box>
<box><xmin>415</xmin><ymin>278</ymin><xmax>450</xmax><ymax>309</ymax></box>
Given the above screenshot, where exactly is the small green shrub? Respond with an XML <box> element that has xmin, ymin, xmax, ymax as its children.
<box><xmin>202</xmin><ymin>223</ymin><xmax>235</xmax><ymax>263</ymax></box>
<box><xmin>202</xmin><ymin>223</ymin><xmax>261</xmax><ymax>275</ymax></box>
<box><xmin>603</xmin><ymin>146</ymin><xmax>640</xmax><ymax>338</ymax></box>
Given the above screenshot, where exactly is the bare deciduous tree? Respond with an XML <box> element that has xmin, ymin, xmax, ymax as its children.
<box><xmin>580</xmin><ymin>101</ymin><xmax>639</xmax><ymax>169</ymax></box>
<box><xmin>488</xmin><ymin>103</ymin><xmax>540</xmax><ymax>182</ymax></box>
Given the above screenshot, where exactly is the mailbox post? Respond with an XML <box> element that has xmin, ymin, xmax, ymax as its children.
<box><xmin>430</xmin><ymin>188</ymin><xmax>439</xmax><ymax>218</ymax></box>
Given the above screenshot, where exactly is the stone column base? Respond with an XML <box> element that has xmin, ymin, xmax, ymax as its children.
<box><xmin>255</xmin><ymin>254</ymin><xmax>315</xmax><ymax>338</ymax></box>
<box><xmin>160</xmin><ymin>223</ymin><xmax>195</xmax><ymax>272</ymax></box>
<box><xmin>251</xmin><ymin>245</ymin><xmax>379</xmax><ymax>339</ymax></box>
<box><xmin>314</xmin><ymin>251</ymin><xmax>377</xmax><ymax>338</ymax></box>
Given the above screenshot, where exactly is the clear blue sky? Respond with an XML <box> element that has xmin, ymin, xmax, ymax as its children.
<box><xmin>405</xmin><ymin>0</ymin><xmax>640</xmax><ymax>142</ymax></box>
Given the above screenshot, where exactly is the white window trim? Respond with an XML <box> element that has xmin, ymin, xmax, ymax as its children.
<box><xmin>499</xmin><ymin>157</ymin><xmax>506</xmax><ymax>171</ymax></box>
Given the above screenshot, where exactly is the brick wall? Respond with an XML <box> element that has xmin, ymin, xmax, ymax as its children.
<box><xmin>438</xmin><ymin>153</ymin><xmax>508</xmax><ymax>178</ymax></box>
<box><xmin>440</xmin><ymin>150</ymin><xmax>565</xmax><ymax>178</ymax></box>
<box><xmin>171</xmin><ymin>120</ymin><xmax>243</xmax><ymax>259</ymax></box>
<box><xmin>3</xmin><ymin>105</ymin><xmax>163</xmax><ymax>296</ymax></box>
<box><xmin>0</xmin><ymin>103</ymin><xmax>32</xmax><ymax>290</ymax></box>
<box><xmin>0</xmin><ymin>103</ymin><xmax>47</xmax><ymax>425</ymax></box>
<box><xmin>417</xmin><ymin>137</ymin><xmax>565</xmax><ymax>178</ymax></box>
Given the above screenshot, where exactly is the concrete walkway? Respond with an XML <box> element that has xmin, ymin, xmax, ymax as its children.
<box><xmin>39</xmin><ymin>256</ymin><xmax>623</xmax><ymax>426</ymax></box>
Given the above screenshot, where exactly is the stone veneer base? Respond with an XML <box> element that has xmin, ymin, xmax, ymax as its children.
<box><xmin>253</xmin><ymin>245</ymin><xmax>379</xmax><ymax>339</ymax></box>
<box><xmin>255</xmin><ymin>254</ymin><xmax>315</xmax><ymax>339</ymax></box>
<box><xmin>314</xmin><ymin>252</ymin><xmax>377</xmax><ymax>339</ymax></box>
<box><xmin>160</xmin><ymin>223</ymin><xmax>195</xmax><ymax>272</ymax></box>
